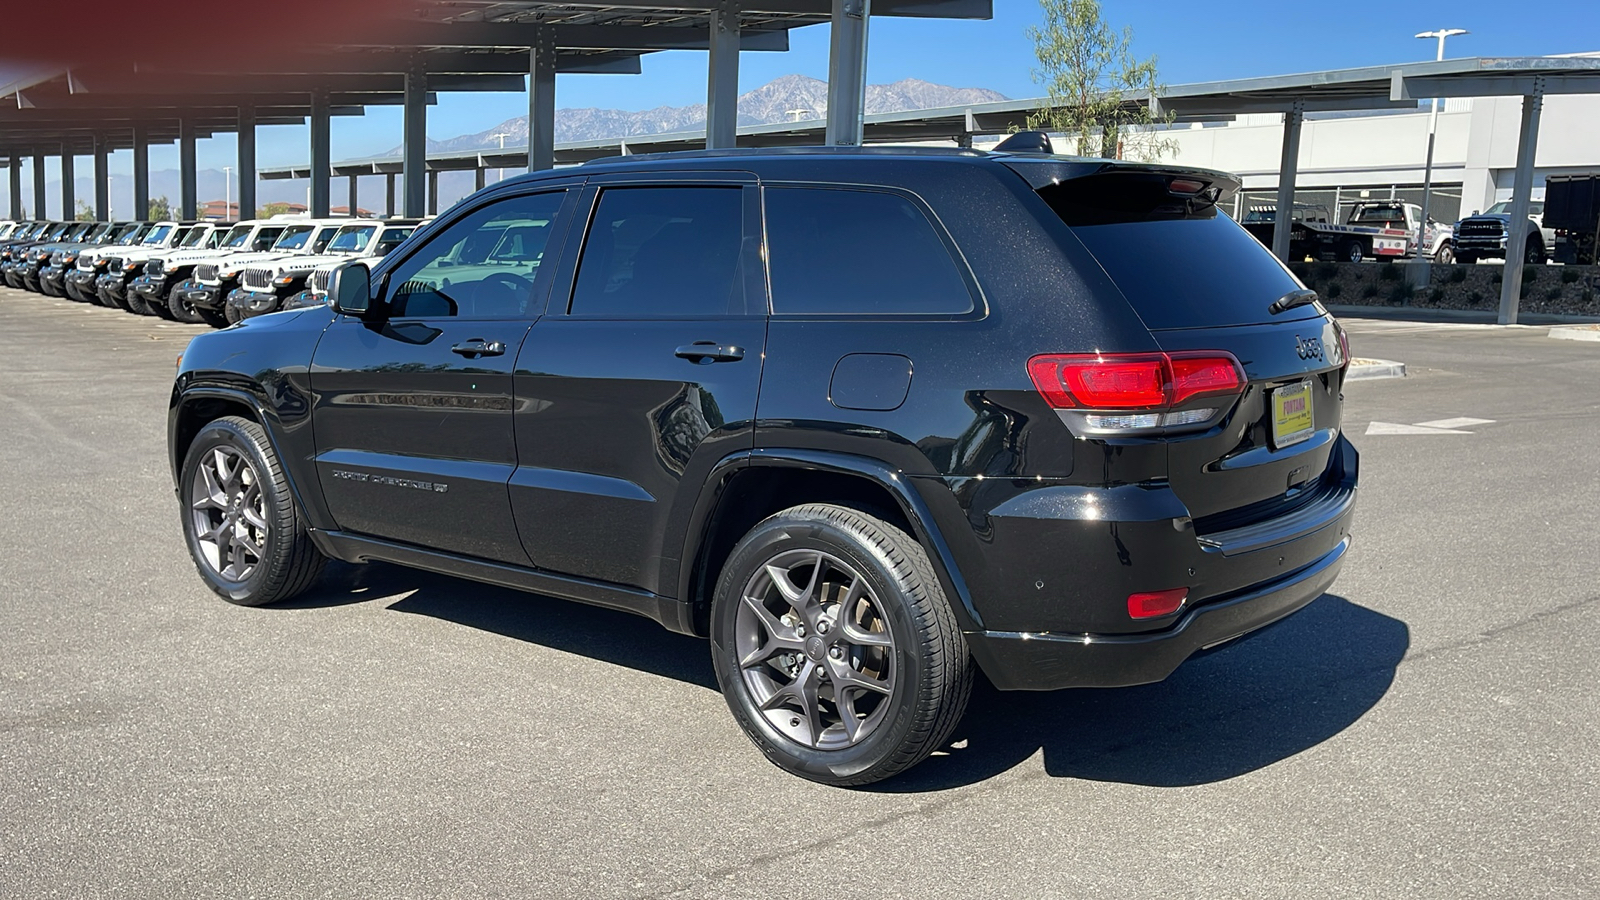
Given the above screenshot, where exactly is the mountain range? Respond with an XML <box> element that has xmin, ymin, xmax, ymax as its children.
<box><xmin>394</xmin><ymin>74</ymin><xmax>1008</xmax><ymax>154</ymax></box>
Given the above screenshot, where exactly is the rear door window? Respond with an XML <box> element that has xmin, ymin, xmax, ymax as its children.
<box><xmin>763</xmin><ymin>187</ymin><xmax>973</xmax><ymax>316</ymax></box>
<box><xmin>568</xmin><ymin>186</ymin><xmax>748</xmax><ymax>318</ymax></box>
<box><xmin>1029</xmin><ymin>168</ymin><xmax>1320</xmax><ymax>330</ymax></box>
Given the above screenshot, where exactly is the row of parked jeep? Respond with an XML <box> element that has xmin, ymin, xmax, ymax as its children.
<box><xmin>0</xmin><ymin>216</ymin><xmax>422</xmax><ymax>325</ymax></box>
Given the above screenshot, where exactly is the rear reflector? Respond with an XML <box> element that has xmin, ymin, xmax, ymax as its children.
<box><xmin>1128</xmin><ymin>588</ymin><xmax>1189</xmax><ymax>619</ymax></box>
<box><xmin>1028</xmin><ymin>352</ymin><xmax>1245</xmax><ymax>411</ymax></box>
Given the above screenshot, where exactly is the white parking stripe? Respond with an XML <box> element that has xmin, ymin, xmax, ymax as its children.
<box><xmin>1415</xmin><ymin>417</ymin><xmax>1496</xmax><ymax>429</ymax></box>
<box><xmin>1366</xmin><ymin>422</ymin><xmax>1472</xmax><ymax>435</ymax></box>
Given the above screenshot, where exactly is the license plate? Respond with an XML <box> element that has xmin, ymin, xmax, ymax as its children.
<box><xmin>1271</xmin><ymin>381</ymin><xmax>1315</xmax><ymax>448</ymax></box>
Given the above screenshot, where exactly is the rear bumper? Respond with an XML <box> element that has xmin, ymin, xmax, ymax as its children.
<box><xmin>969</xmin><ymin>535</ymin><xmax>1350</xmax><ymax>689</ymax></box>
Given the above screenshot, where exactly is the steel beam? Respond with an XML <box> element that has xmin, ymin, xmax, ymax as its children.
<box><xmin>179</xmin><ymin>118</ymin><xmax>197</xmax><ymax>219</ymax></box>
<box><xmin>132</xmin><ymin>125</ymin><xmax>149</xmax><ymax>219</ymax></box>
<box><xmin>93</xmin><ymin>134</ymin><xmax>108</xmax><ymax>219</ymax></box>
<box><xmin>342</xmin><ymin>23</ymin><xmax>787</xmax><ymax>52</ymax></box>
<box><xmin>8</xmin><ymin>155</ymin><xmax>19</xmax><ymax>219</ymax></box>
<box><xmin>1271</xmin><ymin>99</ymin><xmax>1305</xmax><ymax>262</ymax></box>
<box><xmin>33</xmin><ymin>153</ymin><xmax>46</xmax><ymax>219</ymax></box>
<box><xmin>403</xmin><ymin>67</ymin><xmax>427</xmax><ymax>217</ymax></box>
<box><xmin>1499</xmin><ymin>82</ymin><xmax>1544</xmax><ymax>326</ymax></box>
<box><xmin>309</xmin><ymin>90</ymin><xmax>331</xmax><ymax>217</ymax></box>
<box><xmin>825</xmin><ymin>0</ymin><xmax>870</xmax><ymax>146</ymax></box>
<box><xmin>238</xmin><ymin>107</ymin><xmax>256</xmax><ymax>221</ymax></box>
<box><xmin>1392</xmin><ymin>72</ymin><xmax>1600</xmax><ymax>100</ymax></box>
<box><xmin>707</xmin><ymin>1</ymin><xmax>742</xmax><ymax>150</ymax></box>
<box><xmin>474</xmin><ymin>167</ymin><xmax>485</xmax><ymax>191</ymax></box>
<box><xmin>529</xmin><ymin>30</ymin><xmax>557</xmax><ymax>172</ymax></box>
<box><xmin>59</xmin><ymin>149</ymin><xmax>75</xmax><ymax>220</ymax></box>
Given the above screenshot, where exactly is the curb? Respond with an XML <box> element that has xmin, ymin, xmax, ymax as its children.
<box><xmin>1548</xmin><ymin>325</ymin><xmax>1600</xmax><ymax>343</ymax></box>
<box><xmin>1346</xmin><ymin>358</ymin><xmax>1406</xmax><ymax>381</ymax></box>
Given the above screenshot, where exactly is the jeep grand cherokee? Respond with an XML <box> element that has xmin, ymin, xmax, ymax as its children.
<box><xmin>169</xmin><ymin>142</ymin><xmax>1358</xmax><ymax>786</ymax></box>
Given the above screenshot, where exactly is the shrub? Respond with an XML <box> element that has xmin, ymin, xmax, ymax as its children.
<box><xmin>1361</xmin><ymin>283</ymin><xmax>1379</xmax><ymax>300</ymax></box>
<box><xmin>1449</xmin><ymin>266</ymin><xmax>1469</xmax><ymax>283</ymax></box>
<box><xmin>1325</xmin><ymin>281</ymin><xmax>1343</xmax><ymax>299</ymax></box>
<box><xmin>1469</xmin><ymin>290</ymin><xmax>1484</xmax><ymax>305</ymax></box>
<box><xmin>1378</xmin><ymin>263</ymin><xmax>1401</xmax><ymax>282</ymax></box>
<box><xmin>1429</xmin><ymin>287</ymin><xmax>1446</xmax><ymax>304</ymax></box>
<box><xmin>1492</xmin><ymin>270</ymin><xmax>1503</xmax><ymax>284</ymax></box>
<box><xmin>1561</xmin><ymin>268</ymin><xmax>1581</xmax><ymax>284</ymax></box>
<box><xmin>1522</xmin><ymin>265</ymin><xmax>1541</xmax><ymax>284</ymax></box>
<box><xmin>1289</xmin><ymin>262</ymin><xmax>1310</xmax><ymax>282</ymax></box>
<box><xmin>1314</xmin><ymin>262</ymin><xmax>1340</xmax><ymax>282</ymax></box>
<box><xmin>1387</xmin><ymin>282</ymin><xmax>1414</xmax><ymax>305</ymax></box>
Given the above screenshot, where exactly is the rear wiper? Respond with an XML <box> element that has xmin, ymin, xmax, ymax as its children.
<box><xmin>1268</xmin><ymin>288</ymin><xmax>1319</xmax><ymax>316</ymax></box>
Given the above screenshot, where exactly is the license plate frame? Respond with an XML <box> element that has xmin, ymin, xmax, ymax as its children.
<box><xmin>1270</xmin><ymin>380</ymin><xmax>1315</xmax><ymax>449</ymax></box>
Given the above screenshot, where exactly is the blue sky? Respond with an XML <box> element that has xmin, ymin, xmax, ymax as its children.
<box><xmin>51</xmin><ymin>0</ymin><xmax>1600</xmax><ymax>180</ymax></box>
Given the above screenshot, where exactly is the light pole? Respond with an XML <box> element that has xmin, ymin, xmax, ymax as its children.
<box><xmin>1415</xmin><ymin>28</ymin><xmax>1468</xmax><ymax>261</ymax></box>
<box><xmin>222</xmin><ymin>166</ymin><xmax>233</xmax><ymax>220</ymax></box>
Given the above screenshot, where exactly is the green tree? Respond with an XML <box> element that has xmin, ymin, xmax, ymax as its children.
<box><xmin>1025</xmin><ymin>0</ymin><xmax>1176</xmax><ymax>161</ymax></box>
<box><xmin>147</xmin><ymin>195</ymin><xmax>174</xmax><ymax>220</ymax></box>
<box><xmin>258</xmin><ymin>202</ymin><xmax>293</xmax><ymax>218</ymax></box>
<box><xmin>74</xmin><ymin>200</ymin><xmax>97</xmax><ymax>222</ymax></box>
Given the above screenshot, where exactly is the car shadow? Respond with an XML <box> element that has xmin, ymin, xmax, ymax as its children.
<box><xmin>281</xmin><ymin>568</ymin><xmax>1405</xmax><ymax>791</ymax></box>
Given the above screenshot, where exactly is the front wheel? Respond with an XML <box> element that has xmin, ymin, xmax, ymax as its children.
<box><xmin>1434</xmin><ymin>244</ymin><xmax>1455</xmax><ymax>265</ymax></box>
<box><xmin>710</xmin><ymin>504</ymin><xmax>973</xmax><ymax>786</ymax></box>
<box><xmin>1524</xmin><ymin>239</ymin><xmax>1545</xmax><ymax>264</ymax></box>
<box><xmin>179</xmin><ymin>416</ymin><xmax>326</xmax><ymax>606</ymax></box>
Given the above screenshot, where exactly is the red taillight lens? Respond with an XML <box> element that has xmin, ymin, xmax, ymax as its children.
<box><xmin>1128</xmin><ymin>588</ymin><xmax>1189</xmax><ymax>619</ymax></box>
<box><xmin>1336</xmin><ymin>325</ymin><xmax>1351</xmax><ymax>373</ymax></box>
<box><xmin>1028</xmin><ymin>352</ymin><xmax>1244</xmax><ymax>411</ymax></box>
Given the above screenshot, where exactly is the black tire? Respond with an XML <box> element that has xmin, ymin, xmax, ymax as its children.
<box><xmin>224</xmin><ymin>302</ymin><xmax>242</xmax><ymax>325</ymax></box>
<box><xmin>1524</xmin><ymin>238</ymin><xmax>1545</xmax><ymax>264</ymax></box>
<box><xmin>1343</xmin><ymin>240</ymin><xmax>1364</xmax><ymax>264</ymax></box>
<box><xmin>179</xmin><ymin>416</ymin><xmax>326</xmax><ymax>606</ymax></box>
<box><xmin>1433</xmin><ymin>244</ymin><xmax>1455</xmax><ymax>265</ymax></box>
<box><xmin>197</xmin><ymin>307</ymin><xmax>230</xmax><ymax>328</ymax></box>
<box><xmin>166</xmin><ymin>285</ymin><xmax>207</xmax><ymax>324</ymax></box>
<box><xmin>125</xmin><ymin>292</ymin><xmax>153</xmax><ymax>315</ymax></box>
<box><xmin>710</xmin><ymin>504</ymin><xmax>973</xmax><ymax>786</ymax></box>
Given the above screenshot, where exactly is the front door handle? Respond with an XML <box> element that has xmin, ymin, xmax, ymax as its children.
<box><xmin>674</xmin><ymin>342</ymin><xmax>745</xmax><ymax>364</ymax></box>
<box><xmin>451</xmin><ymin>338</ymin><xmax>507</xmax><ymax>358</ymax></box>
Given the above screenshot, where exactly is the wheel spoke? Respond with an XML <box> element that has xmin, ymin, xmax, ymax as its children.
<box><xmin>239</xmin><ymin>506</ymin><xmax>268</xmax><ymax>531</ymax></box>
<box><xmin>840</xmin><ymin>619</ymin><xmax>893</xmax><ymax>649</ymax></box>
<box><xmin>837</xmin><ymin>690</ymin><xmax>862</xmax><ymax>743</ymax></box>
<box><xmin>828</xmin><ymin>658</ymin><xmax>892</xmax><ymax>696</ymax></box>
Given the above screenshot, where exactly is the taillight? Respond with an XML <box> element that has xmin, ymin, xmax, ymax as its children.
<box><xmin>1028</xmin><ymin>351</ymin><xmax>1245</xmax><ymax>433</ymax></box>
<box><xmin>1335</xmin><ymin>324</ymin><xmax>1351</xmax><ymax>373</ymax></box>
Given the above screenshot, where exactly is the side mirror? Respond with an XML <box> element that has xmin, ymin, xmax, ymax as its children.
<box><xmin>1471</xmin><ymin>210</ymin><xmax>1480</xmax><ymax>216</ymax></box>
<box><xmin>329</xmin><ymin>262</ymin><xmax>372</xmax><ymax>316</ymax></box>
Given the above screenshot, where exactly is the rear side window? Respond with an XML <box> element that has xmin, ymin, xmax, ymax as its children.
<box><xmin>570</xmin><ymin>186</ymin><xmax>746</xmax><ymax>318</ymax></box>
<box><xmin>1034</xmin><ymin>170</ymin><xmax>1316</xmax><ymax>330</ymax></box>
<box><xmin>764</xmin><ymin>187</ymin><xmax>972</xmax><ymax>315</ymax></box>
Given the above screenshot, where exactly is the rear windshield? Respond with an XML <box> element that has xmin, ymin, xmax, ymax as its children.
<box><xmin>1032</xmin><ymin>170</ymin><xmax>1319</xmax><ymax>330</ymax></box>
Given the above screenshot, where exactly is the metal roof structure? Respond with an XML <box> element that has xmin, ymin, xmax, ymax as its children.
<box><xmin>1</xmin><ymin>1</ymin><xmax>991</xmax><ymax>221</ymax></box>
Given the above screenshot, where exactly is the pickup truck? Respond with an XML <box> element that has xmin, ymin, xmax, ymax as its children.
<box><xmin>1242</xmin><ymin>201</ymin><xmax>1449</xmax><ymax>263</ymax></box>
<box><xmin>1453</xmin><ymin>201</ymin><xmax>1552</xmax><ymax>264</ymax></box>
<box><xmin>1545</xmin><ymin>174</ymin><xmax>1599</xmax><ymax>266</ymax></box>
<box><xmin>230</xmin><ymin>218</ymin><xmax>421</xmax><ymax>320</ymax></box>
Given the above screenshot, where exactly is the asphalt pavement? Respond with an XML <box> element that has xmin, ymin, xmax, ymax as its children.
<box><xmin>1</xmin><ymin>291</ymin><xmax>1596</xmax><ymax>899</ymax></box>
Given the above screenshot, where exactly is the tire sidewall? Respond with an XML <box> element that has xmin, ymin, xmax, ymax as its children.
<box><xmin>179</xmin><ymin>419</ymin><xmax>291</xmax><ymax>605</ymax></box>
<box><xmin>710</xmin><ymin>512</ymin><xmax>933</xmax><ymax>784</ymax></box>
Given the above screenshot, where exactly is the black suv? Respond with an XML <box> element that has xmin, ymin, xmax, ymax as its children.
<box><xmin>169</xmin><ymin>144</ymin><xmax>1358</xmax><ymax>786</ymax></box>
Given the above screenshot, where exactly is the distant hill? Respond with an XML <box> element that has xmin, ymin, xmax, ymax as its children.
<box><xmin>398</xmin><ymin>74</ymin><xmax>1008</xmax><ymax>154</ymax></box>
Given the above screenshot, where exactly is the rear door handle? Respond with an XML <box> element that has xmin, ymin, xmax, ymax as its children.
<box><xmin>451</xmin><ymin>338</ymin><xmax>506</xmax><ymax>358</ymax></box>
<box><xmin>674</xmin><ymin>342</ymin><xmax>745</xmax><ymax>364</ymax></box>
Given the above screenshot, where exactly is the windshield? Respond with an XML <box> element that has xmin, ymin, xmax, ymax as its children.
<box><xmin>221</xmin><ymin>226</ymin><xmax>253</xmax><ymax>248</ymax></box>
<box><xmin>142</xmin><ymin>225</ymin><xmax>174</xmax><ymax>245</ymax></box>
<box><xmin>178</xmin><ymin>228</ymin><xmax>211</xmax><ymax>248</ymax></box>
<box><xmin>1349</xmin><ymin>205</ymin><xmax>1408</xmax><ymax>226</ymax></box>
<box><xmin>272</xmin><ymin>225</ymin><xmax>315</xmax><ymax>251</ymax></box>
<box><xmin>121</xmin><ymin>224</ymin><xmax>154</xmax><ymax>245</ymax></box>
<box><xmin>1482</xmin><ymin>201</ymin><xmax>1544</xmax><ymax>217</ymax></box>
<box><xmin>327</xmin><ymin>225</ymin><xmax>377</xmax><ymax>253</ymax></box>
<box><xmin>374</xmin><ymin>228</ymin><xmax>415</xmax><ymax>256</ymax></box>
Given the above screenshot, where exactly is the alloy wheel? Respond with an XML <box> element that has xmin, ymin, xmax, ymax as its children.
<box><xmin>734</xmin><ymin>549</ymin><xmax>898</xmax><ymax>750</ymax></box>
<box><xmin>189</xmin><ymin>445</ymin><xmax>268</xmax><ymax>582</ymax></box>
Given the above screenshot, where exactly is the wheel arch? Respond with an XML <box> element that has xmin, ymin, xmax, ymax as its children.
<box><xmin>670</xmin><ymin>449</ymin><xmax>981</xmax><ymax>638</ymax></box>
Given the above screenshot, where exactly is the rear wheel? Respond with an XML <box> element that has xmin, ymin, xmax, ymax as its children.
<box><xmin>1342</xmin><ymin>240</ymin><xmax>1365</xmax><ymax>263</ymax></box>
<box><xmin>710</xmin><ymin>504</ymin><xmax>972</xmax><ymax>786</ymax></box>
<box><xmin>179</xmin><ymin>416</ymin><xmax>326</xmax><ymax>606</ymax></box>
<box><xmin>1524</xmin><ymin>238</ymin><xmax>1545</xmax><ymax>264</ymax></box>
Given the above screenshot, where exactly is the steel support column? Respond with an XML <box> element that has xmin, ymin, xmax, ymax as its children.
<box><xmin>706</xmin><ymin>0</ymin><xmax>741</xmax><ymax>149</ymax></box>
<box><xmin>403</xmin><ymin>67</ymin><xmax>427</xmax><ymax>216</ymax></box>
<box><xmin>427</xmin><ymin>170</ymin><xmax>439</xmax><ymax>215</ymax></box>
<box><xmin>59</xmin><ymin>149</ymin><xmax>75</xmax><ymax>220</ymax></box>
<box><xmin>475</xmin><ymin>167</ymin><xmax>485</xmax><ymax>191</ymax></box>
<box><xmin>348</xmin><ymin>174</ymin><xmax>359</xmax><ymax>216</ymax></box>
<box><xmin>1271</xmin><ymin>99</ymin><xmax>1306</xmax><ymax>262</ymax></box>
<box><xmin>93</xmin><ymin>135</ymin><xmax>109</xmax><ymax>220</ymax></box>
<box><xmin>238</xmin><ymin>107</ymin><xmax>257</xmax><ymax>220</ymax></box>
<box><xmin>309</xmin><ymin>90</ymin><xmax>331</xmax><ymax>218</ymax></box>
<box><xmin>385</xmin><ymin>173</ymin><xmax>395</xmax><ymax>216</ymax></box>
<box><xmin>132</xmin><ymin>125</ymin><xmax>149</xmax><ymax>219</ymax></box>
<box><xmin>33</xmin><ymin>153</ymin><xmax>46</xmax><ymax>219</ymax></box>
<box><xmin>528</xmin><ymin>30</ymin><xmax>557</xmax><ymax>172</ymax></box>
<box><xmin>179</xmin><ymin>118</ymin><xmax>198</xmax><ymax>220</ymax></box>
<box><xmin>825</xmin><ymin>0</ymin><xmax>870</xmax><ymax>146</ymax></box>
<box><xmin>1499</xmin><ymin>80</ymin><xmax>1544</xmax><ymax>326</ymax></box>
<box><xmin>9</xmin><ymin>155</ymin><xmax>21</xmax><ymax>219</ymax></box>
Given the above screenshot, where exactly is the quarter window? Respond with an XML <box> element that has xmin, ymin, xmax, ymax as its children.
<box><xmin>384</xmin><ymin>191</ymin><xmax>566</xmax><ymax>319</ymax></box>
<box><xmin>569</xmin><ymin>187</ymin><xmax>747</xmax><ymax>318</ymax></box>
<box><xmin>763</xmin><ymin>187</ymin><xmax>973</xmax><ymax>315</ymax></box>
